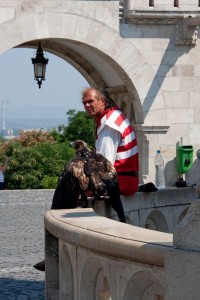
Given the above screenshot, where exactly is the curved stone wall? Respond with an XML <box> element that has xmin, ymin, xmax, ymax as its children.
<box><xmin>45</xmin><ymin>208</ymin><xmax>172</xmax><ymax>300</ymax></box>
<box><xmin>92</xmin><ymin>186</ymin><xmax>198</xmax><ymax>233</ymax></box>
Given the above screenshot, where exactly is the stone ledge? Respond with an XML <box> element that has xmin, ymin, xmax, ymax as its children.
<box><xmin>45</xmin><ymin>208</ymin><xmax>173</xmax><ymax>267</ymax></box>
<box><xmin>122</xmin><ymin>11</ymin><xmax>200</xmax><ymax>46</ymax></box>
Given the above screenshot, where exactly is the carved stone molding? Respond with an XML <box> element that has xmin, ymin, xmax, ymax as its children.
<box><xmin>175</xmin><ymin>16</ymin><xmax>200</xmax><ymax>46</ymax></box>
<box><xmin>134</xmin><ymin>124</ymin><xmax>170</xmax><ymax>134</ymax></box>
<box><xmin>122</xmin><ymin>10</ymin><xmax>200</xmax><ymax>46</ymax></box>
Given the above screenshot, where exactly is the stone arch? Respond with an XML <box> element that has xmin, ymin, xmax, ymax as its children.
<box><xmin>59</xmin><ymin>244</ymin><xmax>74</xmax><ymax>300</ymax></box>
<box><xmin>0</xmin><ymin>11</ymin><xmax>166</xmax><ymax>125</ymax></box>
<box><xmin>124</xmin><ymin>270</ymin><xmax>164</xmax><ymax>300</ymax></box>
<box><xmin>177</xmin><ymin>206</ymin><xmax>190</xmax><ymax>225</ymax></box>
<box><xmin>145</xmin><ymin>210</ymin><xmax>169</xmax><ymax>233</ymax></box>
<box><xmin>80</xmin><ymin>257</ymin><xmax>111</xmax><ymax>300</ymax></box>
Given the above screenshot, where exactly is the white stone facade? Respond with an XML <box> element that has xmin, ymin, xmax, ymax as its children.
<box><xmin>0</xmin><ymin>0</ymin><xmax>200</xmax><ymax>186</ymax></box>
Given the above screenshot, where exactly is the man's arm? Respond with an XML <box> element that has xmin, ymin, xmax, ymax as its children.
<box><xmin>96</xmin><ymin>125</ymin><xmax>121</xmax><ymax>164</ymax></box>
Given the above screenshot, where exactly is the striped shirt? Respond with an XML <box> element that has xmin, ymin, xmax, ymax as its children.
<box><xmin>96</xmin><ymin>108</ymin><xmax>139</xmax><ymax>195</ymax></box>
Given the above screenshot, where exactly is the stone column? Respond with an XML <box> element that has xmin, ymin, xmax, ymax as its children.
<box><xmin>45</xmin><ymin>230</ymin><xmax>59</xmax><ymax>300</ymax></box>
<box><xmin>165</xmin><ymin>187</ymin><xmax>200</xmax><ymax>300</ymax></box>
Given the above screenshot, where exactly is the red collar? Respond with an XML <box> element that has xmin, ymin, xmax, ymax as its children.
<box><xmin>96</xmin><ymin>107</ymin><xmax>118</xmax><ymax>128</ymax></box>
<box><xmin>96</xmin><ymin>109</ymin><xmax>109</xmax><ymax>128</ymax></box>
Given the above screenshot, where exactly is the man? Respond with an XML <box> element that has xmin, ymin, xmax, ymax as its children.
<box><xmin>34</xmin><ymin>87</ymin><xmax>139</xmax><ymax>272</ymax></box>
<box><xmin>82</xmin><ymin>87</ymin><xmax>139</xmax><ymax>196</ymax></box>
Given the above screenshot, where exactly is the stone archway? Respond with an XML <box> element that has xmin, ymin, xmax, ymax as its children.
<box><xmin>0</xmin><ymin>11</ymin><xmax>165</xmax><ymax>125</ymax></box>
<box><xmin>0</xmin><ymin>9</ymin><xmax>169</xmax><ymax>181</ymax></box>
<box><xmin>145</xmin><ymin>210</ymin><xmax>169</xmax><ymax>233</ymax></box>
<box><xmin>124</xmin><ymin>270</ymin><xmax>164</xmax><ymax>300</ymax></box>
<box><xmin>80</xmin><ymin>256</ymin><xmax>110</xmax><ymax>300</ymax></box>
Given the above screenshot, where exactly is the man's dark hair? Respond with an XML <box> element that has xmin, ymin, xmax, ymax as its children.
<box><xmin>102</xmin><ymin>90</ymin><xmax>118</xmax><ymax>109</ymax></box>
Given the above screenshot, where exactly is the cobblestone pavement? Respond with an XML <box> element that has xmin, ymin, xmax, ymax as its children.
<box><xmin>0</xmin><ymin>194</ymin><xmax>52</xmax><ymax>300</ymax></box>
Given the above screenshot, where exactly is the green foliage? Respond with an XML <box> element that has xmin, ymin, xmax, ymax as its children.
<box><xmin>0</xmin><ymin>132</ymin><xmax>74</xmax><ymax>189</ymax></box>
<box><xmin>0</xmin><ymin>109</ymin><xmax>95</xmax><ymax>189</ymax></box>
<box><xmin>58</xmin><ymin>109</ymin><xmax>95</xmax><ymax>148</ymax></box>
<box><xmin>40</xmin><ymin>176</ymin><xmax>58</xmax><ymax>189</ymax></box>
<box><xmin>1</xmin><ymin>135</ymin><xmax>74</xmax><ymax>189</ymax></box>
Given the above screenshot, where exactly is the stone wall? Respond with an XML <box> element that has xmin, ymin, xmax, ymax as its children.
<box><xmin>92</xmin><ymin>186</ymin><xmax>198</xmax><ymax>232</ymax></box>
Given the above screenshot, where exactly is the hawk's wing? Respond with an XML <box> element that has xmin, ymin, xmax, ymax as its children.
<box><xmin>65</xmin><ymin>147</ymin><xmax>119</xmax><ymax>199</ymax></box>
<box><xmin>65</xmin><ymin>156</ymin><xmax>90</xmax><ymax>191</ymax></box>
<box><xmin>94</xmin><ymin>152</ymin><xmax>118</xmax><ymax>182</ymax></box>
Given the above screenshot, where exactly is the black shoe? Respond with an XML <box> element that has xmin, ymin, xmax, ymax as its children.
<box><xmin>33</xmin><ymin>260</ymin><xmax>45</xmax><ymax>271</ymax></box>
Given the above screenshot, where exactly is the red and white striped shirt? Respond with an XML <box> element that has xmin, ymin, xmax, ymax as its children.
<box><xmin>96</xmin><ymin>107</ymin><xmax>139</xmax><ymax>195</ymax></box>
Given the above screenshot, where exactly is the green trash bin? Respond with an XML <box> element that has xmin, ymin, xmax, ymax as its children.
<box><xmin>176</xmin><ymin>145</ymin><xmax>193</xmax><ymax>174</ymax></box>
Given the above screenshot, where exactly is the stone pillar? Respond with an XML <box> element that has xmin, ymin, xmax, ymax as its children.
<box><xmin>165</xmin><ymin>188</ymin><xmax>200</xmax><ymax>300</ymax></box>
<box><xmin>106</xmin><ymin>87</ymin><xmax>136</xmax><ymax>124</ymax></box>
<box><xmin>45</xmin><ymin>230</ymin><xmax>59</xmax><ymax>300</ymax></box>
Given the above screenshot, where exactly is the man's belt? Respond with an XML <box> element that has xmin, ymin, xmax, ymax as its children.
<box><xmin>117</xmin><ymin>171</ymin><xmax>138</xmax><ymax>177</ymax></box>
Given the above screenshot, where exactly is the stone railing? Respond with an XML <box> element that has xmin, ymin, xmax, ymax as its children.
<box><xmin>1</xmin><ymin>188</ymin><xmax>199</xmax><ymax>298</ymax></box>
<box><xmin>45</xmin><ymin>208</ymin><xmax>172</xmax><ymax>300</ymax></box>
<box><xmin>123</xmin><ymin>0</ymin><xmax>200</xmax><ymax>14</ymax></box>
<box><xmin>45</xmin><ymin>194</ymin><xmax>200</xmax><ymax>299</ymax></box>
<box><xmin>122</xmin><ymin>0</ymin><xmax>200</xmax><ymax>45</ymax></box>
<box><xmin>93</xmin><ymin>186</ymin><xmax>198</xmax><ymax>233</ymax></box>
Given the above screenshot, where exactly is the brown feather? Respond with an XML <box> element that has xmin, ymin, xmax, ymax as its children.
<box><xmin>65</xmin><ymin>140</ymin><xmax>119</xmax><ymax>198</ymax></box>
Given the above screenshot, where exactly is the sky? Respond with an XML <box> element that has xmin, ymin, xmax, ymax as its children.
<box><xmin>0</xmin><ymin>48</ymin><xmax>88</xmax><ymax>120</ymax></box>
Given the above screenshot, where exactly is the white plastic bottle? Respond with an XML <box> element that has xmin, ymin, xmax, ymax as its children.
<box><xmin>154</xmin><ymin>150</ymin><xmax>165</xmax><ymax>189</ymax></box>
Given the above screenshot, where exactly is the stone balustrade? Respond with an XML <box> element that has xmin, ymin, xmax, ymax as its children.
<box><xmin>45</xmin><ymin>208</ymin><xmax>172</xmax><ymax>300</ymax></box>
<box><xmin>45</xmin><ymin>195</ymin><xmax>200</xmax><ymax>299</ymax></box>
<box><xmin>92</xmin><ymin>186</ymin><xmax>198</xmax><ymax>233</ymax></box>
<box><xmin>1</xmin><ymin>187</ymin><xmax>200</xmax><ymax>298</ymax></box>
<box><xmin>122</xmin><ymin>0</ymin><xmax>200</xmax><ymax>45</ymax></box>
<box><xmin>124</xmin><ymin>0</ymin><xmax>200</xmax><ymax>12</ymax></box>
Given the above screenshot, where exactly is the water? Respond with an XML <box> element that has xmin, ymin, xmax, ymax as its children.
<box><xmin>5</xmin><ymin>118</ymin><xmax>68</xmax><ymax>130</ymax></box>
<box><xmin>155</xmin><ymin>166</ymin><xmax>166</xmax><ymax>189</ymax></box>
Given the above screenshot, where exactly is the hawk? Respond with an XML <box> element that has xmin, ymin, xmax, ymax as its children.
<box><xmin>63</xmin><ymin>140</ymin><xmax>126</xmax><ymax>222</ymax></box>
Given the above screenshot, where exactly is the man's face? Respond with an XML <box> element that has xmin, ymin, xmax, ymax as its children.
<box><xmin>82</xmin><ymin>89</ymin><xmax>105</xmax><ymax>119</ymax></box>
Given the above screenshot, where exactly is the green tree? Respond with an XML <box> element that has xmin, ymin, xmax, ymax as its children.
<box><xmin>0</xmin><ymin>131</ymin><xmax>75</xmax><ymax>189</ymax></box>
<box><xmin>0</xmin><ymin>109</ymin><xmax>95</xmax><ymax>189</ymax></box>
<box><xmin>58</xmin><ymin>109</ymin><xmax>95</xmax><ymax>148</ymax></box>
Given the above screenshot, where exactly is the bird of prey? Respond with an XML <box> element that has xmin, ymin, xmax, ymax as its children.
<box><xmin>63</xmin><ymin>140</ymin><xmax>126</xmax><ymax>222</ymax></box>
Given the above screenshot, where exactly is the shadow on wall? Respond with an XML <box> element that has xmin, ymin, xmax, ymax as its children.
<box><xmin>185</xmin><ymin>149</ymin><xmax>200</xmax><ymax>186</ymax></box>
<box><xmin>164</xmin><ymin>157</ymin><xmax>180</xmax><ymax>187</ymax></box>
<box><xmin>120</xmin><ymin>24</ymin><xmax>191</xmax><ymax>117</ymax></box>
